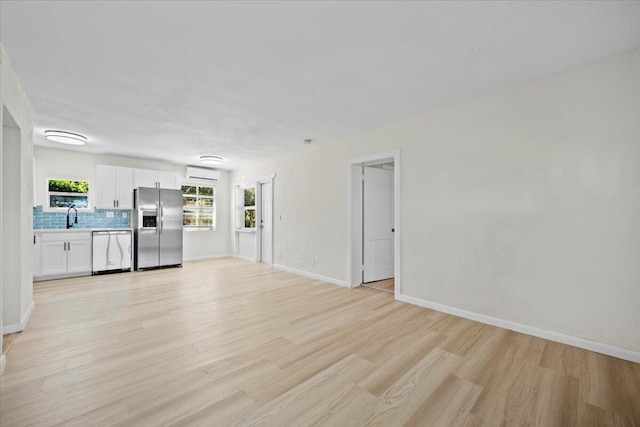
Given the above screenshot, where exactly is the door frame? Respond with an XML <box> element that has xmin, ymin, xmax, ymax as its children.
<box><xmin>258</xmin><ymin>180</ymin><xmax>273</xmax><ymax>266</ymax></box>
<box><xmin>232</xmin><ymin>173</ymin><xmax>275</xmax><ymax>265</ymax></box>
<box><xmin>347</xmin><ymin>149</ymin><xmax>401</xmax><ymax>300</ymax></box>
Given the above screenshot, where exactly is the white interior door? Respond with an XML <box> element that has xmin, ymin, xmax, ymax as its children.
<box><xmin>363</xmin><ymin>166</ymin><xmax>394</xmax><ymax>283</ymax></box>
<box><xmin>260</xmin><ymin>181</ymin><xmax>272</xmax><ymax>264</ymax></box>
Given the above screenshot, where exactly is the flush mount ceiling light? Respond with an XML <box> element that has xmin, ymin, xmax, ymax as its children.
<box><xmin>199</xmin><ymin>155</ymin><xmax>224</xmax><ymax>165</ymax></box>
<box><xmin>44</xmin><ymin>130</ymin><xmax>87</xmax><ymax>145</ymax></box>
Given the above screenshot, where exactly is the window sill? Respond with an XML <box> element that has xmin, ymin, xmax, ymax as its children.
<box><xmin>235</xmin><ymin>228</ymin><xmax>256</xmax><ymax>233</ymax></box>
<box><xmin>42</xmin><ymin>208</ymin><xmax>94</xmax><ymax>214</ymax></box>
<box><xmin>184</xmin><ymin>227</ymin><xmax>215</xmax><ymax>232</ymax></box>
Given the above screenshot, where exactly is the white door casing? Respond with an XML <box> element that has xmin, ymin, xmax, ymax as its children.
<box><xmin>363</xmin><ymin>166</ymin><xmax>394</xmax><ymax>283</ymax></box>
<box><xmin>260</xmin><ymin>181</ymin><xmax>272</xmax><ymax>264</ymax></box>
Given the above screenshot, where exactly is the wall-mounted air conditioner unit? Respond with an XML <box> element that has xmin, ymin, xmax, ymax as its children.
<box><xmin>185</xmin><ymin>166</ymin><xmax>221</xmax><ymax>182</ymax></box>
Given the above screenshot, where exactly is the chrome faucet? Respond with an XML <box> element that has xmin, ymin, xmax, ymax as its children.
<box><xmin>66</xmin><ymin>206</ymin><xmax>78</xmax><ymax>229</ymax></box>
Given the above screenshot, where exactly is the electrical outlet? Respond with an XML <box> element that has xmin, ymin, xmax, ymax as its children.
<box><xmin>106</xmin><ymin>211</ymin><xmax>114</xmax><ymax>218</ymax></box>
<box><xmin>122</xmin><ymin>212</ymin><xmax>128</xmax><ymax>219</ymax></box>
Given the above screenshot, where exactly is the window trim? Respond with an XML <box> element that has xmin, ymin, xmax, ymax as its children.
<box><xmin>181</xmin><ymin>182</ymin><xmax>216</xmax><ymax>231</ymax></box>
<box><xmin>43</xmin><ymin>177</ymin><xmax>92</xmax><ymax>213</ymax></box>
<box><xmin>242</xmin><ymin>187</ymin><xmax>256</xmax><ymax>229</ymax></box>
<box><xmin>237</xmin><ymin>185</ymin><xmax>257</xmax><ymax>230</ymax></box>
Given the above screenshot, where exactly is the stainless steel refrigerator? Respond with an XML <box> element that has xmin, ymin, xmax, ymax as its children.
<box><xmin>133</xmin><ymin>187</ymin><xmax>183</xmax><ymax>270</ymax></box>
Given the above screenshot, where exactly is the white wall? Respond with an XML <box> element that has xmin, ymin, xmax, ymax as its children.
<box><xmin>237</xmin><ymin>232</ymin><xmax>256</xmax><ymax>261</ymax></box>
<box><xmin>183</xmin><ymin>176</ymin><xmax>231</xmax><ymax>260</ymax></box>
<box><xmin>232</xmin><ymin>49</ymin><xmax>640</xmax><ymax>355</ymax></box>
<box><xmin>2</xmin><ymin>125</ymin><xmax>22</xmax><ymax>326</ymax></box>
<box><xmin>1</xmin><ymin>44</ymin><xmax>35</xmax><ymax>372</ymax></box>
<box><xmin>34</xmin><ymin>146</ymin><xmax>232</xmax><ymax>260</ymax></box>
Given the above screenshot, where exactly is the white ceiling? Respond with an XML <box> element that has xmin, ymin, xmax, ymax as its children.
<box><xmin>1</xmin><ymin>1</ymin><xmax>640</xmax><ymax>170</ymax></box>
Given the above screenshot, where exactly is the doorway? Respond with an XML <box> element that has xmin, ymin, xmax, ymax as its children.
<box><xmin>362</xmin><ymin>163</ymin><xmax>394</xmax><ymax>292</ymax></box>
<box><xmin>348</xmin><ymin>150</ymin><xmax>401</xmax><ymax>299</ymax></box>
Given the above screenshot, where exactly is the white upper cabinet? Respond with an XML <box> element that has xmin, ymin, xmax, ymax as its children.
<box><xmin>133</xmin><ymin>168</ymin><xmax>180</xmax><ymax>190</ymax></box>
<box><xmin>96</xmin><ymin>165</ymin><xmax>134</xmax><ymax>209</ymax></box>
<box><xmin>157</xmin><ymin>171</ymin><xmax>179</xmax><ymax>190</ymax></box>
<box><xmin>133</xmin><ymin>169</ymin><xmax>157</xmax><ymax>189</ymax></box>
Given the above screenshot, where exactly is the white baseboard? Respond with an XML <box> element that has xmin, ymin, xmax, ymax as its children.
<box><xmin>2</xmin><ymin>300</ymin><xmax>35</xmax><ymax>335</ymax></box>
<box><xmin>0</xmin><ymin>354</ymin><xmax>6</xmax><ymax>375</ymax></box>
<box><xmin>273</xmin><ymin>264</ymin><xmax>347</xmax><ymax>288</ymax></box>
<box><xmin>398</xmin><ymin>294</ymin><xmax>640</xmax><ymax>364</ymax></box>
<box><xmin>236</xmin><ymin>255</ymin><xmax>256</xmax><ymax>262</ymax></box>
<box><xmin>183</xmin><ymin>254</ymin><xmax>232</xmax><ymax>262</ymax></box>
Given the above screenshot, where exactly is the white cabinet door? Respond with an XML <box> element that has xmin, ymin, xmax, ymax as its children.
<box><xmin>40</xmin><ymin>232</ymin><xmax>92</xmax><ymax>277</ymax></box>
<box><xmin>115</xmin><ymin>167</ymin><xmax>134</xmax><ymax>209</ymax></box>
<box><xmin>96</xmin><ymin>165</ymin><xmax>117</xmax><ymax>209</ymax></box>
<box><xmin>97</xmin><ymin>165</ymin><xmax>133</xmax><ymax>210</ymax></box>
<box><xmin>157</xmin><ymin>172</ymin><xmax>179</xmax><ymax>190</ymax></box>
<box><xmin>67</xmin><ymin>239</ymin><xmax>92</xmax><ymax>273</ymax></box>
<box><xmin>133</xmin><ymin>169</ymin><xmax>180</xmax><ymax>189</ymax></box>
<box><xmin>134</xmin><ymin>169</ymin><xmax>157</xmax><ymax>189</ymax></box>
<box><xmin>41</xmin><ymin>241</ymin><xmax>67</xmax><ymax>276</ymax></box>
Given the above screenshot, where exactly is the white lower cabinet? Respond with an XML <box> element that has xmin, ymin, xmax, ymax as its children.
<box><xmin>36</xmin><ymin>231</ymin><xmax>92</xmax><ymax>279</ymax></box>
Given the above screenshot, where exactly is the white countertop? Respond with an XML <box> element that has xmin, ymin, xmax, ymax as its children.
<box><xmin>34</xmin><ymin>228</ymin><xmax>133</xmax><ymax>233</ymax></box>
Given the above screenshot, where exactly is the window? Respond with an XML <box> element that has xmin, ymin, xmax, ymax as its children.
<box><xmin>46</xmin><ymin>179</ymin><xmax>90</xmax><ymax>211</ymax></box>
<box><xmin>243</xmin><ymin>187</ymin><xmax>256</xmax><ymax>228</ymax></box>
<box><xmin>182</xmin><ymin>184</ymin><xmax>215</xmax><ymax>229</ymax></box>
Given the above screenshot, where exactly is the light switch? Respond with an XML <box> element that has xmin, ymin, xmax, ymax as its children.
<box><xmin>106</xmin><ymin>211</ymin><xmax>114</xmax><ymax>218</ymax></box>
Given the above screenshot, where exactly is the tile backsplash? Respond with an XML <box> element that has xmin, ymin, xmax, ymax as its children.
<box><xmin>33</xmin><ymin>206</ymin><xmax>131</xmax><ymax>229</ymax></box>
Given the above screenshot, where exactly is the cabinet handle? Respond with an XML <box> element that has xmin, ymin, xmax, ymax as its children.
<box><xmin>34</xmin><ymin>235</ymin><xmax>36</xmax><ymax>244</ymax></box>
<box><xmin>116</xmin><ymin>200</ymin><xmax>119</xmax><ymax>208</ymax></box>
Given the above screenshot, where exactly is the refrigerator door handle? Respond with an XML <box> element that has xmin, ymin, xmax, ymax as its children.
<box><xmin>159</xmin><ymin>203</ymin><xmax>164</xmax><ymax>234</ymax></box>
<box><xmin>156</xmin><ymin>203</ymin><xmax>161</xmax><ymax>234</ymax></box>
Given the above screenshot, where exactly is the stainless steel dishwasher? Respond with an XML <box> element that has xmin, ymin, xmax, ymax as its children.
<box><xmin>92</xmin><ymin>230</ymin><xmax>132</xmax><ymax>274</ymax></box>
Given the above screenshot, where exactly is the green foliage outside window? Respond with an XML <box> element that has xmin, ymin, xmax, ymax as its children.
<box><xmin>48</xmin><ymin>179</ymin><xmax>89</xmax><ymax>193</ymax></box>
<box><xmin>244</xmin><ymin>188</ymin><xmax>255</xmax><ymax>206</ymax></box>
<box><xmin>242</xmin><ymin>187</ymin><xmax>256</xmax><ymax>228</ymax></box>
<box><xmin>244</xmin><ymin>209</ymin><xmax>256</xmax><ymax>228</ymax></box>
<box><xmin>47</xmin><ymin>179</ymin><xmax>90</xmax><ymax>209</ymax></box>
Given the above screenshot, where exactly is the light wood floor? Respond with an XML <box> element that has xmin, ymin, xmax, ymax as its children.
<box><xmin>1</xmin><ymin>259</ymin><xmax>639</xmax><ymax>426</ymax></box>
<box><xmin>363</xmin><ymin>278</ymin><xmax>394</xmax><ymax>294</ymax></box>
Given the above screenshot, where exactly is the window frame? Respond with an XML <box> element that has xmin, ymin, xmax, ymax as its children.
<box><xmin>239</xmin><ymin>186</ymin><xmax>256</xmax><ymax>230</ymax></box>
<box><xmin>181</xmin><ymin>182</ymin><xmax>216</xmax><ymax>231</ymax></box>
<box><xmin>44</xmin><ymin>177</ymin><xmax>92</xmax><ymax>212</ymax></box>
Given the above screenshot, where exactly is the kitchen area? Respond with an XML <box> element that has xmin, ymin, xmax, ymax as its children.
<box><xmin>31</xmin><ymin>151</ymin><xmax>228</xmax><ymax>283</ymax></box>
